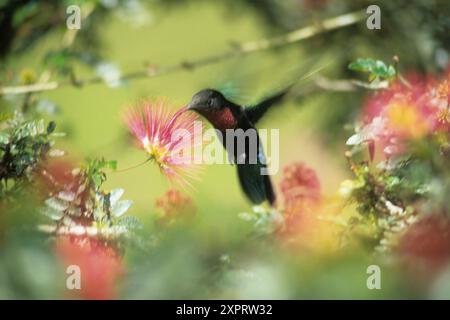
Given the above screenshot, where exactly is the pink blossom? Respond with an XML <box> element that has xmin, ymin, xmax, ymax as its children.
<box><xmin>349</xmin><ymin>70</ymin><xmax>450</xmax><ymax>160</ymax></box>
<box><xmin>123</xmin><ymin>99</ymin><xmax>203</xmax><ymax>186</ymax></box>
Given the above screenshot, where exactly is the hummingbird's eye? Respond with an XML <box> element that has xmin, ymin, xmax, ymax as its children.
<box><xmin>207</xmin><ymin>99</ymin><xmax>213</xmax><ymax>107</ymax></box>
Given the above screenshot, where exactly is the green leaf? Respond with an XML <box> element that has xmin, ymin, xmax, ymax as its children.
<box><xmin>387</xmin><ymin>65</ymin><xmax>396</xmax><ymax>78</ymax></box>
<box><xmin>92</xmin><ymin>174</ymin><xmax>102</xmax><ymax>188</ymax></box>
<box><xmin>107</xmin><ymin>160</ymin><xmax>118</xmax><ymax>170</ymax></box>
<box><xmin>348</xmin><ymin>58</ymin><xmax>396</xmax><ymax>81</ymax></box>
<box><xmin>0</xmin><ymin>132</ymin><xmax>10</xmax><ymax>144</ymax></box>
<box><xmin>46</xmin><ymin>121</ymin><xmax>56</xmax><ymax>134</ymax></box>
<box><xmin>348</xmin><ymin>58</ymin><xmax>377</xmax><ymax>72</ymax></box>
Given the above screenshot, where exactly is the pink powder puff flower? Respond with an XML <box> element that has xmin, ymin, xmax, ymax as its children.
<box><xmin>279</xmin><ymin>162</ymin><xmax>321</xmax><ymax>215</ymax></box>
<box><xmin>349</xmin><ymin>70</ymin><xmax>450</xmax><ymax>160</ymax></box>
<box><xmin>123</xmin><ymin>99</ymin><xmax>203</xmax><ymax>186</ymax></box>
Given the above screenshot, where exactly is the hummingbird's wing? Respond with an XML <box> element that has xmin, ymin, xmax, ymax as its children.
<box><xmin>244</xmin><ymin>63</ymin><xmax>330</xmax><ymax>124</ymax></box>
<box><xmin>211</xmin><ymin>52</ymin><xmax>317</xmax><ymax>106</ymax></box>
<box><xmin>244</xmin><ymin>88</ymin><xmax>291</xmax><ymax>125</ymax></box>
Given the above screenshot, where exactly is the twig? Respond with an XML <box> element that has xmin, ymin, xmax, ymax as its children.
<box><xmin>1</xmin><ymin>82</ymin><xmax>60</xmax><ymax>95</ymax></box>
<box><xmin>0</xmin><ymin>10</ymin><xmax>366</xmax><ymax>96</ymax></box>
<box><xmin>313</xmin><ymin>75</ymin><xmax>389</xmax><ymax>91</ymax></box>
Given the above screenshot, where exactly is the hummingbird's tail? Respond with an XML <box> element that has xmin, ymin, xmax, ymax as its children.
<box><xmin>237</xmin><ymin>163</ymin><xmax>275</xmax><ymax>206</ymax></box>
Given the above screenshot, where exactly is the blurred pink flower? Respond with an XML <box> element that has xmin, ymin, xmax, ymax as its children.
<box><xmin>155</xmin><ymin>189</ymin><xmax>196</xmax><ymax>225</ymax></box>
<box><xmin>277</xmin><ymin>162</ymin><xmax>337</xmax><ymax>252</ymax></box>
<box><xmin>123</xmin><ymin>100</ymin><xmax>202</xmax><ymax>186</ymax></box>
<box><xmin>348</xmin><ymin>70</ymin><xmax>450</xmax><ymax>160</ymax></box>
<box><xmin>398</xmin><ymin>214</ymin><xmax>450</xmax><ymax>276</ymax></box>
<box><xmin>56</xmin><ymin>236</ymin><xmax>124</xmax><ymax>300</ymax></box>
<box><xmin>280</xmin><ymin>162</ymin><xmax>321</xmax><ymax>214</ymax></box>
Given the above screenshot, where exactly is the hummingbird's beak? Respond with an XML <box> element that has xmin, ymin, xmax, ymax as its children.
<box><xmin>187</xmin><ymin>102</ymin><xmax>202</xmax><ymax>112</ymax></box>
<box><xmin>187</xmin><ymin>95</ymin><xmax>207</xmax><ymax>112</ymax></box>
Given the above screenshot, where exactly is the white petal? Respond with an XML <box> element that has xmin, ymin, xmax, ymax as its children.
<box><xmin>111</xmin><ymin>200</ymin><xmax>133</xmax><ymax>217</ymax></box>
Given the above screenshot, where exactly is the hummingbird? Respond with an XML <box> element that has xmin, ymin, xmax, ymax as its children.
<box><xmin>187</xmin><ymin>88</ymin><xmax>290</xmax><ymax>206</ymax></box>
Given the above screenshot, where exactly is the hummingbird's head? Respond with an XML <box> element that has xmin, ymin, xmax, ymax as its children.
<box><xmin>187</xmin><ymin>89</ymin><xmax>237</xmax><ymax>130</ymax></box>
<box><xmin>187</xmin><ymin>89</ymin><xmax>226</xmax><ymax>113</ymax></box>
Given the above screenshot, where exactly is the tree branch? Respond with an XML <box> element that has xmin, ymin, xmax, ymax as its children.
<box><xmin>312</xmin><ymin>75</ymin><xmax>389</xmax><ymax>91</ymax></box>
<box><xmin>0</xmin><ymin>10</ymin><xmax>365</xmax><ymax>96</ymax></box>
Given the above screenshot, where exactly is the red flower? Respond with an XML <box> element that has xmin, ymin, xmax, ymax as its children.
<box><xmin>398</xmin><ymin>214</ymin><xmax>450</xmax><ymax>274</ymax></box>
<box><xmin>276</xmin><ymin>163</ymin><xmax>340</xmax><ymax>252</ymax></box>
<box><xmin>278</xmin><ymin>162</ymin><xmax>322</xmax><ymax>241</ymax></box>
<box><xmin>56</xmin><ymin>236</ymin><xmax>124</xmax><ymax>300</ymax></box>
<box><xmin>280</xmin><ymin>162</ymin><xmax>321</xmax><ymax>215</ymax></box>
<box><xmin>349</xmin><ymin>70</ymin><xmax>450</xmax><ymax>160</ymax></box>
<box><xmin>155</xmin><ymin>189</ymin><xmax>195</xmax><ymax>225</ymax></box>
<box><xmin>436</xmin><ymin>68</ymin><xmax>450</xmax><ymax>104</ymax></box>
<box><xmin>37</xmin><ymin>158</ymin><xmax>83</xmax><ymax>194</ymax></box>
<box><xmin>123</xmin><ymin>99</ymin><xmax>203</xmax><ymax>186</ymax></box>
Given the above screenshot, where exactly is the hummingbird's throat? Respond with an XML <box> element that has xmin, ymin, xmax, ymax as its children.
<box><xmin>202</xmin><ymin>108</ymin><xmax>237</xmax><ymax>131</ymax></box>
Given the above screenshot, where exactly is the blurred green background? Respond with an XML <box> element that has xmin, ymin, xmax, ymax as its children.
<box><xmin>1</xmin><ymin>0</ymin><xmax>450</xmax><ymax>299</ymax></box>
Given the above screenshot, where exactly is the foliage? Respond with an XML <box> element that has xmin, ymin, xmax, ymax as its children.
<box><xmin>342</xmin><ymin>59</ymin><xmax>450</xmax><ymax>254</ymax></box>
<box><xmin>348</xmin><ymin>58</ymin><xmax>396</xmax><ymax>82</ymax></box>
<box><xmin>0</xmin><ymin>112</ymin><xmax>56</xmax><ymax>198</ymax></box>
<box><xmin>40</xmin><ymin>156</ymin><xmax>137</xmax><ymax>241</ymax></box>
